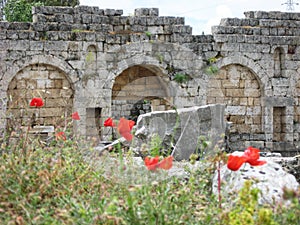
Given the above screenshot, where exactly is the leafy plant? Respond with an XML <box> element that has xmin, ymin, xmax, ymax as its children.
<box><xmin>205</xmin><ymin>65</ymin><xmax>219</xmax><ymax>75</ymax></box>
<box><xmin>143</xmin><ymin>99</ymin><xmax>150</xmax><ymax>104</ymax></box>
<box><xmin>273</xmin><ymin>187</ymin><xmax>300</xmax><ymax>224</ymax></box>
<box><xmin>205</xmin><ymin>57</ymin><xmax>219</xmax><ymax>75</ymax></box>
<box><xmin>4</xmin><ymin>0</ymin><xmax>42</xmax><ymax>22</ymax></box>
<box><xmin>173</xmin><ymin>73</ymin><xmax>190</xmax><ymax>84</ymax></box>
<box><xmin>223</xmin><ymin>181</ymin><xmax>277</xmax><ymax>225</ymax></box>
<box><xmin>71</xmin><ymin>29</ymin><xmax>85</xmax><ymax>33</ymax></box>
<box><xmin>149</xmin><ymin>133</ymin><xmax>163</xmax><ymax>157</ymax></box>
<box><xmin>156</xmin><ymin>53</ymin><xmax>164</xmax><ymax>64</ymax></box>
<box><xmin>145</xmin><ymin>31</ymin><xmax>152</xmax><ymax>37</ymax></box>
<box><xmin>3</xmin><ymin>0</ymin><xmax>79</xmax><ymax>22</ymax></box>
<box><xmin>196</xmin><ymin>136</ymin><xmax>211</xmax><ymax>158</ymax></box>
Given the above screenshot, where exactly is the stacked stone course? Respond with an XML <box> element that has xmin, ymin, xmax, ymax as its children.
<box><xmin>1</xmin><ymin>6</ymin><xmax>300</xmax><ymax>155</ymax></box>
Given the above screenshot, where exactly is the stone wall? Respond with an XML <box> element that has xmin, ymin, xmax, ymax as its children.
<box><xmin>7</xmin><ymin>64</ymin><xmax>73</xmax><ymax>128</ymax></box>
<box><xmin>0</xmin><ymin>6</ymin><xmax>300</xmax><ymax>155</ymax></box>
<box><xmin>211</xmin><ymin>11</ymin><xmax>300</xmax><ymax>155</ymax></box>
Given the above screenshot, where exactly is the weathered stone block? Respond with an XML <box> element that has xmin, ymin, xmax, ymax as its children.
<box><xmin>226</xmin><ymin>106</ymin><xmax>246</xmax><ymax>115</ymax></box>
<box><xmin>45</xmin><ymin>41</ymin><xmax>68</xmax><ymax>51</ymax></box>
<box><xmin>244</xmin><ymin>89</ymin><xmax>261</xmax><ymax>97</ymax></box>
<box><xmin>134</xmin><ymin>8</ymin><xmax>159</xmax><ymax>17</ymax></box>
<box><xmin>133</xmin><ymin>104</ymin><xmax>225</xmax><ymax>160</ymax></box>
<box><xmin>39</xmin><ymin>107</ymin><xmax>65</xmax><ymax>117</ymax></box>
<box><xmin>213</xmin><ymin>156</ymin><xmax>299</xmax><ymax>205</ymax></box>
<box><xmin>246</xmin><ymin>106</ymin><xmax>261</xmax><ymax>115</ymax></box>
<box><xmin>6</xmin><ymin>30</ymin><xmax>18</xmax><ymax>40</ymax></box>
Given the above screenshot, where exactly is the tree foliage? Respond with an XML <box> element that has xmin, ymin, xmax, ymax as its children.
<box><xmin>4</xmin><ymin>0</ymin><xmax>38</xmax><ymax>22</ymax></box>
<box><xmin>3</xmin><ymin>0</ymin><xmax>79</xmax><ymax>22</ymax></box>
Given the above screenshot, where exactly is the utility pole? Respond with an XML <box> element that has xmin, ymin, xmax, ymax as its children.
<box><xmin>282</xmin><ymin>0</ymin><xmax>299</xmax><ymax>11</ymax></box>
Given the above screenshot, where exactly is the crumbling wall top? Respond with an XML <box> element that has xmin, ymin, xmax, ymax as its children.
<box><xmin>134</xmin><ymin>8</ymin><xmax>159</xmax><ymax>17</ymax></box>
<box><xmin>244</xmin><ymin>11</ymin><xmax>300</xmax><ymax>20</ymax></box>
<box><xmin>32</xmin><ymin>5</ymin><xmax>123</xmax><ymax>16</ymax></box>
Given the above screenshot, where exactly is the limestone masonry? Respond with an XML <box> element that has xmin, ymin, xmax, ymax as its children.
<box><xmin>1</xmin><ymin>6</ymin><xmax>300</xmax><ymax>155</ymax></box>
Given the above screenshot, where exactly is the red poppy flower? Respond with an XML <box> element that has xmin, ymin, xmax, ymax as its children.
<box><xmin>227</xmin><ymin>155</ymin><xmax>247</xmax><ymax>171</ymax></box>
<box><xmin>227</xmin><ymin>146</ymin><xmax>267</xmax><ymax>171</ymax></box>
<box><xmin>158</xmin><ymin>156</ymin><xmax>173</xmax><ymax>170</ymax></box>
<box><xmin>29</xmin><ymin>97</ymin><xmax>44</xmax><ymax>107</ymax></box>
<box><xmin>144</xmin><ymin>156</ymin><xmax>160</xmax><ymax>170</ymax></box>
<box><xmin>117</xmin><ymin>117</ymin><xmax>134</xmax><ymax>141</ymax></box>
<box><xmin>72</xmin><ymin>111</ymin><xmax>80</xmax><ymax>120</ymax></box>
<box><xmin>244</xmin><ymin>146</ymin><xmax>266</xmax><ymax>166</ymax></box>
<box><xmin>129</xmin><ymin>120</ymin><xmax>135</xmax><ymax>130</ymax></box>
<box><xmin>144</xmin><ymin>156</ymin><xmax>173</xmax><ymax>171</ymax></box>
<box><xmin>104</xmin><ymin>117</ymin><xmax>116</xmax><ymax>127</ymax></box>
<box><xmin>55</xmin><ymin>131</ymin><xmax>66</xmax><ymax>141</ymax></box>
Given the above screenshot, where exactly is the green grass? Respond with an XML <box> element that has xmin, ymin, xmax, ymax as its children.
<box><xmin>0</xmin><ymin>137</ymin><xmax>299</xmax><ymax>225</ymax></box>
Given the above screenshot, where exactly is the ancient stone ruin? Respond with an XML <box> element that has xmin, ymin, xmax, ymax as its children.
<box><xmin>133</xmin><ymin>104</ymin><xmax>226</xmax><ymax>160</ymax></box>
<box><xmin>1</xmin><ymin>6</ymin><xmax>300</xmax><ymax>156</ymax></box>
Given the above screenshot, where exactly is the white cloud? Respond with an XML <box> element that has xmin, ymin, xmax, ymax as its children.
<box><xmin>203</xmin><ymin>4</ymin><xmax>233</xmax><ymax>34</ymax></box>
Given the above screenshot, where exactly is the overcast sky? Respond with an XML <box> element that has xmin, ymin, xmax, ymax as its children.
<box><xmin>80</xmin><ymin>0</ymin><xmax>299</xmax><ymax>34</ymax></box>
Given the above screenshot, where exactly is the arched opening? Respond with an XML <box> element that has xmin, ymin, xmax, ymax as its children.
<box><xmin>83</xmin><ymin>45</ymin><xmax>102</xmax><ymax>141</ymax></box>
<box><xmin>112</xmin><ymin>65</ymin><xmax>172</xmax><ymax>121</ymax></box>
<box><xmin>83</xmin><ymin>45</ymin><xmax>97</xmax><ymax>85</ymax></box>
<box><xmin>206</xmin><ymin>64</ymin><xmax>263</xmax><ymax>150</ymax></box>
<box><xmin>6</xmin><ymin>64</ymin><xmax>74</xmax><ymax>138</ymax></box>
<box><xmin>274</xmin><ymin>47</ymin><xmax>285</xmax><ymax>78</ymax></box>
<box><xmin>273</xmin><ymin>107</ymin><xmax>286</xmax><ymax>142</ymax></box>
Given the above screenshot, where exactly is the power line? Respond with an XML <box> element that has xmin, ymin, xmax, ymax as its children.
<box><xmin>282</xmin><ymin>0</ymin><xmax>299</xmax><ymax>11</ymax></box>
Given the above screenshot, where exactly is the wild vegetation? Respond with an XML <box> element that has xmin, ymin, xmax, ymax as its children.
<box><xmin>0</xmin><ymin>134</ymin><xmax>299</xmax><ymax>224</ymax></box>
<box><xmin>3</xmin><ymin>0</ymin><xmax>79</xmax><ymax>22</ymax></box>
<box><xmin>0</xmin><ymin>98</ymin><xmax>299</xmax><ymax>224</ymax></box>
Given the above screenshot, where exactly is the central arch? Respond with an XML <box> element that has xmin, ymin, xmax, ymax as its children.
<box><xmin>111</xmin><ymin>65</ymin><xmax>173</xmax><ymax>121</ymax></box>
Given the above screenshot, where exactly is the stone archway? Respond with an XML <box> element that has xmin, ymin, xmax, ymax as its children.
<box><xmin>6</xmin><ymin>63</ymin><xmax>74</xmax><ymax>134</ymax></box>
<box><xmin>207</xmin><ymin>64</ymin><xmax>263</xmax><ymax>150</ymax></box>
<box><xmin>111</xmin><ymin>65</ymin><xmax>172</xmax><ymax>120</ymax></box>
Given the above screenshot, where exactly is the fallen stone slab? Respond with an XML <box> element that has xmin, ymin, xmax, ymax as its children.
<box><xmin>132</xmin><ymin>104</ymin><xmax>226</xmax><ymax>160</ymax></box>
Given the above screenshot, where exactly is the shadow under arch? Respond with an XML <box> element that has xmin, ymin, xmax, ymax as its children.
<box><xmin>111</xmin><ymin>64</ymin><xmax>174</xmax><ymax>120</ymax></box>
<box><xmin>128</xmin><ymin>97</ymin><xmax>173</xmax><ymax>123</ymax></box>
